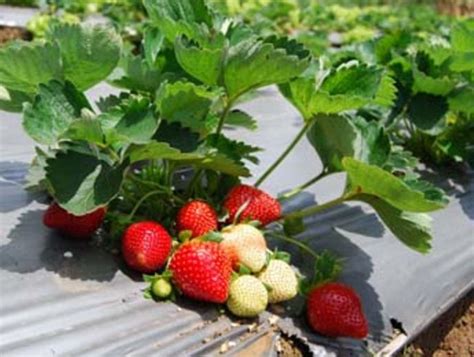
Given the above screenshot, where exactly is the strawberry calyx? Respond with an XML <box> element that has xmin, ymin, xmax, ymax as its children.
<box><xmin>299</xmin><ymin>251</ymin><xmax>343</xmax><ymax>297</ymax></box>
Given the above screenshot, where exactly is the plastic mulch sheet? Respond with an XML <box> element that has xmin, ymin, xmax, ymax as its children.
<box><xmin>1</xmin><ymin>84</ymin><xmax>473</xmax><ymax>356</ymax></box>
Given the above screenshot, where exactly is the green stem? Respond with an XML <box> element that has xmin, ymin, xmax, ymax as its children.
<box><xmin>186</xmin><ymin>169</ymin><xmax>204</xmax><ymax>197</ymax></box>
<box><xmin>215</xmin><ymin>98</ymin><xmax>234</xmax><ymax>136</ymax></box>
<box><xmin>282</xmin><ymin>194</ymin><xmax>352</xmax><ymax>221</ymax></box>
<box><xmin>268</xmin><ymin>232</ymin><xmax>319</xmax><ymax>260</ymax></box>
<box><xmin>128</xmin><ymin>190</ymin><xmax>165</xmax><ymax>220</ymax></box>
<box><xmin>255</xmin><ymin>121</ymin><xmax>311</xmax><ymax>187</ymax></box>
<box><xmin>279</xmin><ymin>170</ymin><xmax>327</xmax><ymax>201</ymax></box>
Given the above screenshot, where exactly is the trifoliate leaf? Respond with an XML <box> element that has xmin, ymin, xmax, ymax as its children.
<box><xmin>412</xmin><ymin>66</ymin><xmax>455</xmax><ymax>96</ymax></box>
<box><xmin>448</xmin><ymin>86</ymin><xmax>474</xmax><ymax>115</ymax></box>
<box><xmin>128</xmin><ymin>141</ymin><xmax>250</xmax><ymax>177</ymax></box>
<box><xmin>175</xmin><ymin>35</ymin><xmax>227</xmax><ymax>86</ymax></box>
<box><xmin>280</xmin><ymin>64</ymin><xmax>385</xmax><ymax>118</ymax></box>
<box><xmin>50</xmin><ymin>23</ymin><xmax>121</xmax><ymax>91</ymax></box>
<box><xmin>224</xmin><ymin>36</ymin><xmax>310</xmax><ymax>100</ymax></box>
<box><xmin>108</xmin><ymin>54</ymin><xmax>171</xmax><ymax>93</ymax></box>
<box><xmin>383</xmin><ymin>146</ymin><xmax>419</xmax><ymax>174</ymax></box>
<box><xmin>62</xmin><ymin>115</ymin><xmax>104</xmax><ymax>145</ymax></box>
<box><xmin>45</xmin><ymin>146</ymin><xmax>128</xmax><ymax>215</ymax></box>
<box><xmin>343</xmin><ymin>157</ymin><xmax>446</xmax><ymax>212</ymax></box>
<box><xmin>155</xmin><ymin>81</ymin><xmax>216</xmax><ymax>136</ymax></box>
<box><xmin>206</xmin><ymin>134</ymin><xmax>261</xmax><ymax>164</ymax></box>
<box><xmin>143</xmin><ymin>0</ymin><xmax>213</xmax><ymax>41</ymax></box>
<box><xmin>451</xmin><ymin>19</ymin><xmax>474</xmax><ymax>53</ymax></box>
<box><xmin>153</xmin><ymin>121</ymin><xmax>200</xmax><ymax>153</ymax></box>
<box><xmin>0</xmin><ymin>42</ymin><xmax>62</xmax><ymax>93</ymax></box>
<box><xmin>0</xmin><ymin>86</ymin><xmax>32</xmax><ymax>113</ymax></box>
<box><xmin>224</xmin><ymin>109</ymin><xmax>258</xmax><ymax>130</ymax></box>
<box><xmin>112</xmin><ymin>98</ymin><xmax>160</xmax><ymax>144</ymax></box>
<box><xmin>407</xmin><ymin>93</ymin><xmax>448</xmax><ymax>135</ymax></box>
<box><xmin>307</xmin><ymin>114</ymin><xmax>390</xmax><ymax>172</ymax></box>
<box><xmin>23</xmin><ymin>80</ymin><xmax>91</xmax><ymax>145</ymax></box>
<box><xmin>143</xmin><ymin>26</ymin><xmax>164</xmax><ymax>67</ymax></box>
<box><xmin>355</xmin><ymin>194</ymin><xmax>433</xmax><ymax>254</ymax></box>
<box><xmin>404</xmin><ymin>178</ymin><xmax>449</xmax><ymax>207</ymax></box>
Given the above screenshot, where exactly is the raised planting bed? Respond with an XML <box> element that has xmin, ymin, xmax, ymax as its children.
<box><xmin>1</xmin><ymin>84</ymin><xmax>473</xmax><ymax>356</ymax></box>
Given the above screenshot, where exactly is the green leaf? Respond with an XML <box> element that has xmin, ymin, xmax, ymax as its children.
<box><xmin>175</xmin><ymin>35</ymin><xmax>227</xmax><ymax>86</ymax></box>
<box><xmin>224</xmin><ymin>36</ymin><xmax>310</xmax><ymax>100</ymax></box>
<box><xmin>143</xmin><ymin>0</ymin><xmax>213</xmax><ymax>41</ymax></box>
<box><xmin>280</xmin><ymin>64</ymin><xmax>386</xmax><ymax>118</ymax></box>
<box><xmin>153</xmin><ymin>121</ymin><xmax>200</xmax><ymax>152</ymax></box>
<box><xmin>45</xmin><ymin>146</ymin><xmax>128</xmax><ymax>215</ymax></box>
<box><xmin>50</xmin><ymin>24</ymin><xmax>121</xmax><ymax>91</ymax></box>
<box><xmin>307</xmin><ymin>114</ymin><xmax>390</xmax><ymax>172</ymax></box>
<box><xmin>383</xmin><ymin>146</ymin><xmax>419</xmax><ymax>174</ymax></box>
<box><xmin>108</xmin><ymin>54</ymin><xmax>172</xmax><ymax>93</ymax></box>
<box><xmin>22</xmin><ymin>80</ymin><xmax>91</xmax><ymax>145</ymax></box>
<box><xmin>407</xmin><ymin>93</ymin><xmax>448</xmax><ymax>135</ymax></box>
<box><xmin>24</xmin><ymin>147</ymin><xmax>50</xmax><ymax>191</ymax></box>
<box><xmin>143</xmin><ymin>27</ymin><xmax>164</xmax><ymax>67</ymax></box>
<box><xmin>404</xmin><ymin>178</ymin><xmax>449</xmax><ymax>207</ymax></box>
<box><xmin>224</xmin><ymin>109</ymin><xmax>258</xmax><ymax>130</ymax></box>
<box><xmin>355</xmin><ymin>194</ymin><xmax>432</xmax><ymax>254</ymax></box>
<box><xmin>373</xmin><ymin>73</ymin><xmax>397</xmax><ymax>107</ymax></box>
<box><xmin>155</xmin><ymin>81</ymin><xmax>216</xmax><ymax>136</ymax></box>
<box><xmin>129</xmin><ymin>141</ymin><xmax>250</xmax><ymax>177</ymax></box>
<box><xmin>343</xmin><ymin>157</ymin><xmax>446</xmax><ymax>212</ymax></box>
<box><xmin>412</xmin><ymin>66</ymin><xmax>455</xmax><ymax>96</ymax></box>
<box><xmin>448</xmin><ymin>86</ymin><xmax>474</xmax><ymax>115</ymax></box>
<box><xmin>451</xmin><ymin>19</ymin><xmax>474</xmax><ymax>53</ymax></box>
<box><xmin>113</xmin><ymin>98</ymin><xmax>160</xmax><ymax>144</ymax></box>
<box><xmin>206</xmin><ymin>134</ymin><xmax>261</xmax><ymax>164</ymax></box>
<box><xmin>0</xmin><ymin>86</ymin><xmax>32</xmax><ymax>113</ymax></box>
<box><xmin>62</xmin><ymin>115</ymin><xmax>104</xmax><ymax>144</ymax></box>
<box><xmin>0</xmin><ymin>42</ymin><xmax>62</xmax><ymax>93</ymax></box>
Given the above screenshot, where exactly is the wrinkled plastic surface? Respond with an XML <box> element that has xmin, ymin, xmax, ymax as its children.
<box><xmin>1</xmin><ymin>85</ymin><xmax>473</xmax><ymax>356</ymax></box>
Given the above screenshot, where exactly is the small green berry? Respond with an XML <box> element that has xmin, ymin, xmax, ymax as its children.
<box><xmin>152</xmin><ymin>279</ymin><xmax>172</xmax><ymax>298</ymax></box>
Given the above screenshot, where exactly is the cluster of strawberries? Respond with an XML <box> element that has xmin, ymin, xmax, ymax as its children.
<box><xmin>43</xmin><ymin>184</ymin><xmax>368</xmax><ymax>339</ymax></box>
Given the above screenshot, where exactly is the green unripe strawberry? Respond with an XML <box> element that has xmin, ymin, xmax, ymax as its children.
<box><xmin>226</xmin><ymin>275</ymin><xmax>268</xmax><ymax>317</ymax></box>
<box><xmin>152</xmin><ymin>278</ymin><xmax>172</xmax><ymax>299</ymax></box>
<box><xmin>258</xmin><ymin>259</ymin><xmax>298</xmax><ymax>303</ymax></box>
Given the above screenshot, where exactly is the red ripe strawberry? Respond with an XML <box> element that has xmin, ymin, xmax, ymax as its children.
<box><xmin>176</xmin><ymin>200</ymin><xmax>218</xmax><ymax>238</ymax></box>
<box><xmin>122</xmin><ymin>221</ymin><xmax>172</xmax><ymax>273</ymax></box>
<box><xmin>169</xmin><ymin>241</ymin><xmax>232</xmax><ymax>303</ymax></box>
<box><xmin>306</xmin><ymin>282</ymin><xmax>368</xmax><ymax>339</ymax></box>
<box><xmin>223</xmin><ymin>184</ymin><xmax>281</xmax><ymax>226</ymax></box>
<box><xmin>43</xmin><ymin>202</ymin><xmax>106</xmax><ymax>239</ymax></box>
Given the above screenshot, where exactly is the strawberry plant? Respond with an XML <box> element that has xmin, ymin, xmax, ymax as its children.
<box><xmin>0</xmin><ymin>0</ymin><xmax>458</xmax><ymax>343</ymax></box>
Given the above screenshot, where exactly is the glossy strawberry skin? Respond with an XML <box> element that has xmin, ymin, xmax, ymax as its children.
<box><xmin>307</xmin><ymin>283</ymin><xmax>368</xmax><ymax>339</ymax></box>
<box><xmin>223</xmin><ymin>185</ymin><xmax>281</xmax><ymax>226</ymax></box>
<box><xmin>122</xmin><ymin>221</ymin><xmax>172</xmax><ymax>273</ymax></box>
<box><xmin>176</xmin><ymin>200</ymin><xmax>218</xmax><ymax>238</ymax></box>
<box><xmin>169</xmin><ymin>241</ymin><xmax>232</xmax><ymax>303</ymax></box>
<box><xmin>43</xmin><ymin>202</ymin><xmax>106</xmax><ymax>239</ymax></box>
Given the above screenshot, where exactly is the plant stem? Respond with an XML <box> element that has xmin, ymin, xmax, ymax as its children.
<box><xmin>255</xmin><ymin>121</ymin><xmax>311</xmax><ymax>187</ymax></box>
<box><xmin>186</xmin><ymin>169</ymin><xmax>204</xmax><ymax>197</ymax></box>
<box><xmin>268</xmin><ymin>232</ymin><xmax>319</xmax><ymax>260</ymax></box>
<box><xmin>215</xmin><ymin>98</ymin><xmax>234</xmax><ymax>136</ymax></box>
<box><xmin>282</xmin><ymin>194</ymin><xmax>352</xmax><ymax>221</ymax></box>
<box><xmin>279</xmin><ymin>170</ymin><xmax>327</xmax><ymax>201</ymax></box>
<box><xmin>127</xmin><ymin>189</ymin><xmax>166</xmax><ymax>220</ymax></box>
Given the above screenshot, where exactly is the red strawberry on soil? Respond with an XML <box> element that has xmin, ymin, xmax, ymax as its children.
<box><xmin>122</xmin><ymin>221</ymin><xmax>172</xmax><ymax>273</ymax></box>
<box><xmin>223</xmin><ymin>184</ymin><xmax>281</xmax><ymax>226</ymax></box>
<box><xmin>169</xmin><ymin>241</ymin><xmax>232</xmax><ymax>303</ymax></box>
<box><xmin>43</xmin><ymin>202</ymin><xmax>106</xmax><ymax>239</ymax></box>
<box><xmin>176</xmin><ymin>200</ymin><xmax>218</xmax><ymax>238</ymax></box>
<box><xmin>306</xmin><ymin>282</ymin><xmax>368</xmax><ymax>339</ymax></box>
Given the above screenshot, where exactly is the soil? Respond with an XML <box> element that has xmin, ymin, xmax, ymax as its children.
<box><xmin>0</xmin><ymin>26</ymin><xmax>32</xmax><ymax>45</ymax></box>
<box><xmin>401</xmin><ymin>290</ymin><xmax>474</xmax><ymax>356</ymax></box>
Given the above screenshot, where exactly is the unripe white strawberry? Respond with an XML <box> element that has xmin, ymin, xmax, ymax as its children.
<box><xmin>258</xmin><ymin>259</ymin><xmax>298</xmax><ymax>303</ymax></box>
<box><xmin>227</xmin><ymin>275</ymin><xmax>268</xmax><ymax>317</ymax></box>
<box><xmin>220</xmin><ymin>224</ymin><xmax>267</xmax><ymax>273</ymax></box>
